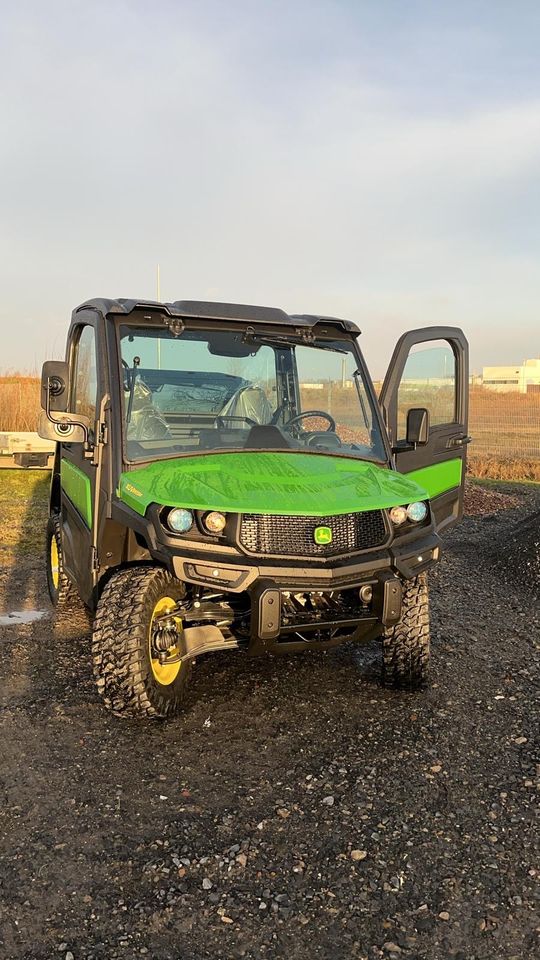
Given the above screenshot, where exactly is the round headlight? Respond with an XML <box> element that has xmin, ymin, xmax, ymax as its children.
<box><xmin>204</xmin><ymin>511</ymin><xmax>227</xmax><ymax>534</ymax></box>
<box><xmin>167</xmin><ymin>508</ymin><xmax>194</xmax><ymax>534</ymax></box>
<box><xmin>389</xmin><ymin>505</ymin><xmax>408</xmax><ymax>526</ymax></box>
<box><xmin>407</xmin><ymin>501</ymin><xmax>428</xmax><ymax>523</ymax></box>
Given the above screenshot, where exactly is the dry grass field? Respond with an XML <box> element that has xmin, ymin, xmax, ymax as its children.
<box><xmin>0</xmin><ymin>469</ymin><xmax>49</xmax><ymax>556</ymax></box>
<box><xmin>0</xmin><ymin>375</ymin><xmax>41</xmax><ymax>433</ymax></box>
<box><xmin>467</xmin><ymin>455</ymin><xmax>540</xmax><ymax>482</ymax></box>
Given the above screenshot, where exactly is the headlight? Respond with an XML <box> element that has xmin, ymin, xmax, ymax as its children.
<box><xmin>406</xmin><ymin>501</ymin><xmax>428</xmax><ymax>523</ymax></box>
<box><xmin>389</xmin><ymin>505</ymin><xmax>408</xmax><ymax>526</ymax></box>
<box><xmin>203</xmin><ymin>511</ymin><xmax>227</xmax><ymax>534</ymax></box>
<box><xmin>167</xmin><ymin>508</ymin><xmax>194</xmax><ymax>534</ymax></box>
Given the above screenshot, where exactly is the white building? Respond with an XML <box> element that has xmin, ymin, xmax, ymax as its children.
<box><xmin>482</xmin><ymin>358</ymin><xmax>540</xmax><ymax>393</ymax></box>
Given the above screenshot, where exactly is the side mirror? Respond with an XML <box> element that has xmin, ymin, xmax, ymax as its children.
<box><xmin>406</xmin><ymin>407</ymin><xmax>430</xmax><ymax>446</ymax></box>
<box><xmin>41</xmin><ymin>360</ymin><xmax>69</xmax><ymax>413</ymax></box>
<box><xmin>37</xmin><ymin>410</ymin><xmax>90</xmax><ymax>444</ymax></box>
<box><xmin>38</xmin><ymin>360</ymin><xmax>91</xmax><ymax>445</ymax></box>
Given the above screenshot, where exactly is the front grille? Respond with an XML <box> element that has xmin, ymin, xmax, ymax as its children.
<box><xmin>238</xmin><ymin>510</ymin><xmax>388</xmax><ymax>558</ymax></box>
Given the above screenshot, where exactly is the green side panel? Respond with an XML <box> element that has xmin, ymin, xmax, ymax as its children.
<box><xmin>118</xmin><ymin>452</ymin><xmax>430</xmax><ymax>518</ymax></box>
<box><xmin>61</xmin><ymin>458</ymin><xmax>93</xmax><ymax>527</ymax></box>
<box><xmin>405</xmin><ymin>458</ymin><xmax>463</xmax><ymax>499</ymax></box>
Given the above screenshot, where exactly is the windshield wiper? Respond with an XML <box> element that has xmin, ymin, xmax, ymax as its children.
<box><xmin>126</xmin><ymin>356</ymin><xmax>141</xmax><ymax>426</ymax></box>
<box><xmin>353</xmin><ymin>369</ymin><xmax>370</xmax><ymax>428</ymax></box>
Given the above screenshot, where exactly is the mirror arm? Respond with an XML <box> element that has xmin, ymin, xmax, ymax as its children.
<box><xmin>45</xmin><ymin>377</ymin><xmax>92</xmax><ymax>448</ymax></box>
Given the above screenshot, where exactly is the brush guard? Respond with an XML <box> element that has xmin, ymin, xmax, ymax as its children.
<box><xmin>248</xmin><ymin>572</ymin><xmax>403</xmax><ymax>654</ymax></box>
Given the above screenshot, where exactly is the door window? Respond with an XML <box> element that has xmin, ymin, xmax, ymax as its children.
<box><xmin>71</xmin><ymin>326</ymin><xmax>98</xmax><ymax>424</ymax></box>
<box><xmin>397</xmin><ymin>340</ymin><xmax>456</xmax><ymax>438</ymax></box>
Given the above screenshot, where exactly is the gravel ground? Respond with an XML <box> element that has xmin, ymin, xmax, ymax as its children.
<box><xmin>0</xmin><ymin>478</ymin><xmax>539</xmax><ymax>960</ymax></box>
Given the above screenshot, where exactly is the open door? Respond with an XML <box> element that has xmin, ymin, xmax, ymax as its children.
<box><xmin>58</xmin><ymin>322</ymin><xmax>100</xmax><ymax>602</ymax></box>
<box><xmin>380</xmin><ymin>327</ymin><xmax>469</xmax><ymax>534</ymax></box>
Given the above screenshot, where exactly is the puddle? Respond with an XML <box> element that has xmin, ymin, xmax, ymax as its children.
<box><xmin>0</xmin><ymin>610</ymin><xmax>47</xmax><ymax>626</ymax></box>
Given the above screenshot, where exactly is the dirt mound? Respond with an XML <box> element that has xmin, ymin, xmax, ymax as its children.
<box><xmin>463</xmin><ymin>484</ymin><xmax>539</xmax><ymax>597</ymax></box>
<box><xmin>464</xmin><ymin>481</ymin><xmax>521</xmax><ymax>515</ymax></box>
<box><xmin>491</xmin><ymin>508</ymin><xmax>540</xmax><ymax>599</ymax></box>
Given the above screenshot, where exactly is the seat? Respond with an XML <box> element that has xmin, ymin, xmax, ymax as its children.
<box><xmin>219</xmin><ymin>385</ymin><xmax>273</xmax><ymax>425</ymax></box>
<box><xmin>125</xmin><ymin>381</ymin><xmax>172</xmax><ymax>441</ymax></box>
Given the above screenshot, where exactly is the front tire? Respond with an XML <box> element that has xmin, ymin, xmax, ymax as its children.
<box><xmin>46</xmin><ymin>513</ymin><xmax>77</xmax><ymax>607</ymax></box>
<box><xmin>92</xmin><ymin>566</ymin><xmax>192</xmax><ymax>719</ymax></box>
<box><xmin>382</xmin><ymin>573</ymin><xmax>430</xmax><ymax>689</ymax></box>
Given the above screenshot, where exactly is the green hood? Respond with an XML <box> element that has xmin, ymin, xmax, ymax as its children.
<box><xmin>118</xmin><ymin>452</ymin><xmax>429</xmax><ymax>517</ymax></box>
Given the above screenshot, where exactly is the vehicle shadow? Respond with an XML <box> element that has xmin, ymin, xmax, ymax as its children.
<box><xmin>182</xmin><ymin>633</ymin><xmax>385</xmax><ymax>719</ymax></box>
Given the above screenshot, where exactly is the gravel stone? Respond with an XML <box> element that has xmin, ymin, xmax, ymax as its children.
<box><xmin>351</xmin><ymin>849</ymin><xmax>368</xmax><ymax>861</ymax></box>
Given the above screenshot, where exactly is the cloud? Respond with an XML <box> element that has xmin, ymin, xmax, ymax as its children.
<box><xmin>0</xmin><ymin>1</ymin><xmax>539</xmax><ymax>373</ymax></box>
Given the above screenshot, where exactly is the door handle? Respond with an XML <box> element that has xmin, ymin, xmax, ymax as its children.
<box><xmin>449</xmin><ymin>435</ymin><xmax>472</xmax><ymax>448</ymax></box>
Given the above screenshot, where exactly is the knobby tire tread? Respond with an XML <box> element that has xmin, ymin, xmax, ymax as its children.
<box><xmin>92</xmin><ymin>566</ymin><xmax>190</xmax><ymax>720</ymax></box>
<box><xmin>382</xmin><ymin>573</ymin><xmax>430</xmax><ymax>689</ymax></box>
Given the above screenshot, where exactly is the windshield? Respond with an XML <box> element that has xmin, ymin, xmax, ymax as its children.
<box><xmin>119</xmin><ymin>324</ymin><xmax>387</xmax><ymax>463</ymax></box>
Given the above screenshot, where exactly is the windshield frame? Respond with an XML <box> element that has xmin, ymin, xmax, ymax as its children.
<box><xmin>114</xmin><ymin>316</ymin><xmax>392</xmax><ymax>468</ymax></box>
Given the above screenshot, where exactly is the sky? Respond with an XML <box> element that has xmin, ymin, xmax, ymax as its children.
<box><xmin>1</xmin><ymin>0</ymin><xmax>539</xmax><ymax>377</ymax></box>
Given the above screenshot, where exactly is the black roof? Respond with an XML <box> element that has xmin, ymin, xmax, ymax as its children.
<box><xmin>73</xmin><ymin>298</ymin><xmax>361</xmax><ymax>334</ymax></box>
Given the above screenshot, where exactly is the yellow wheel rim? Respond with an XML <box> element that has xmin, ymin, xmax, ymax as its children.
<box><xmin>50</xmin><ymin>536</ymin><xmax>60</xmax><ymax>590</ymax></box>
<box><xmin>149</xmin><ymin>596</ymin><xmax>183</xmax><ymax>686</ymax></box>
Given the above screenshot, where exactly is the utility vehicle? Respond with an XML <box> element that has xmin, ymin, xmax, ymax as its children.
<box><xmin>38</xmin><ymin>299</ymin><xmax>469</xmax><ymax>718</ymax></box>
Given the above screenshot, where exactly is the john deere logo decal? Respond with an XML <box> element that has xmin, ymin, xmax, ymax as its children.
<box><xmin>314</xmin><ymin>525</ymin><xmax>333</xmax><ymax>545</ymax></box>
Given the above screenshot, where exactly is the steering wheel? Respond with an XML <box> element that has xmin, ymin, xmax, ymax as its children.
<box><xmin>284</xmin><ymin>410</ymin><xmax>336</xmax><ymax>433</ymax></box>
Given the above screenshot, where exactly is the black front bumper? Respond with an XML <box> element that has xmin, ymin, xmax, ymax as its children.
<box><xmin>171</xmin><ymin>529</ymin><xmax>441</xmax><ymax>655</ymax></box>
<box><xmin>171</xmin><ymin>529</ymin><xmax>440</xmax><ymax>591</ymax></box>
